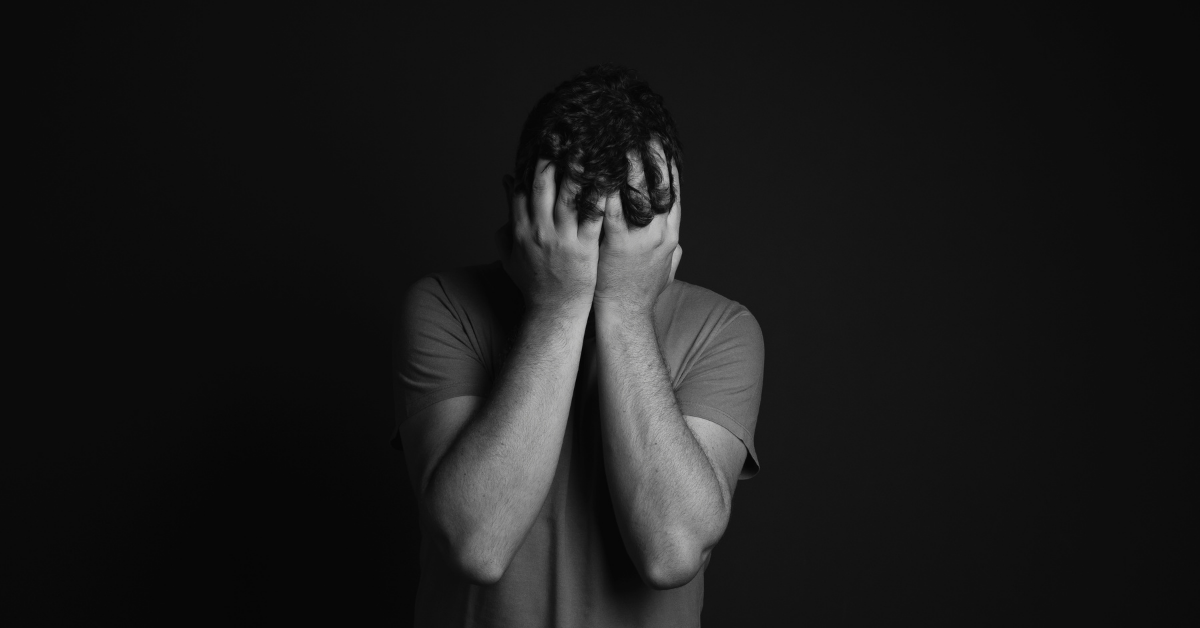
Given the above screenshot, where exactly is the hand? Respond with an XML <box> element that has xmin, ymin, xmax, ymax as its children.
<box><xmin>494</xmin><ymin>159</ymin><xmax>603</xmax><ymax>316</ymax></box>
<box><xmin>593</xmin><ymin>158</ymin><xmax>682</xmax><ymax>318</ymax></box>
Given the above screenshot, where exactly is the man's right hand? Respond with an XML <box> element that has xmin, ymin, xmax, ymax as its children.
<box><xmin>496</xmin><ymin>158</ymin><xmax>603</xmax><ymax>315</ymax></box>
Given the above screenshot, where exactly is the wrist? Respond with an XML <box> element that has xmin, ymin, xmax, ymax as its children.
<box><xmin>527</xmin><ymin>296</ymin><xmax>593</xmax><ymax>323</ymax></box>
<box><xmin>593</xmin><ymin>299</ymin><xmax>654</xmax><ymax>327</ymax></box>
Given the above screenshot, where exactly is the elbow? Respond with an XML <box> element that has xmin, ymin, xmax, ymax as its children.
<box><xmin>642</xmin><ymin>550</ymin><xmax>706</xmax><ymax>590</ymax></box>
<box><xmin>451</xmin><ymin>545</ymin><xmax>508</xmax><ymax>586</ymax></box>
<box><xmin>431</xmin><ymin>518</ymin><xmax>511</xmax><ymax>586</ymax></box>
<box><xmin>638</xmin><ymin>537</ymin><xmax>712</xmax><ymax>590</ymax></box>
<box><xmin>638</xmin><ymin>518</ymin><xmax>728</xmax><ymax>590</ymax></box>
<box><xmin>424</xmin><ymin>495</ymin><xmax>512</xmax><ymax>586</ymax></box>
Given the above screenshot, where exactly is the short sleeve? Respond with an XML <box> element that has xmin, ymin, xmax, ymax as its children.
<box><xmin>393</xmin><ymin>275</ymin><xmax>492</xmax><ymax>430</ymax></box>
<box><xmin>675</xmin><ymin>310</ymin><xmax>765</xmax><ymax>479</ymax></box>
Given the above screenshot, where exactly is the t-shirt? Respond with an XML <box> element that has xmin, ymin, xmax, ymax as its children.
<box><xmin>393</xmin><ymin>260</ymin><xmax>765</xmax><ymax>628</ymax></box>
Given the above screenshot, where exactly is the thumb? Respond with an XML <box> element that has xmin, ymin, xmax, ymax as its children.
<box><xmin>669</xmin><ymin>244</ymin><xmax>682</xmax><ymax>283</ymax></box>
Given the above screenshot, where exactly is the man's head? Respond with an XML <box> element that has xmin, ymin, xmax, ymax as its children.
<box><xmin>510</xmin><ymin>64</ymin><xmax>682</xmax><ymax>227</ymax></box>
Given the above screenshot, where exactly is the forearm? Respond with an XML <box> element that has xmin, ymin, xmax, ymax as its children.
<box><xmin>594</xmin><ymin>305</ymin><xmax>730</xmax><ymax>589</ymax></box>
<box><xmin>424</xmin><ymin>303</ymin><xmax>589</xmax><ymax>582</ymax></box>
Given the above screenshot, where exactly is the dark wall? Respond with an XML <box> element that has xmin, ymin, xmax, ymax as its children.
<box><xmin>32</xmin><ymin>4</ymin><xmax>1186</xmax><ymax>625</ymax></box>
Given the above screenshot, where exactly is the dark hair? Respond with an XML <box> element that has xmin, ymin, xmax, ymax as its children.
<box><xmin>513</xmin><ymin>64</ymin><xmax>682</xmax><ymax>227</ymax></box>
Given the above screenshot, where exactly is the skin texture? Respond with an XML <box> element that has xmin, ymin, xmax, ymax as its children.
<box><xmin>402</xmin><ymin>160</ymin><xmax>598</xmax><ymax>585</ymax></box>
<box><xmin>400</xmin><ymin>152</ymin><xmax>747</xmax><ymax>589</ymax></box>
<box><xmin>593</xmin><ymin>152</ymin><xmax>745</xmax><ymax>589</ymax></box>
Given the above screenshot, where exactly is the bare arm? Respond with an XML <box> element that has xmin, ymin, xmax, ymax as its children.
<box><xmin>592</xmin><ymin>154</ymin><xmax>746</xmax><ymax>589</ymax></box>
<box><xmin>416</xmin><ymin>304</ymin><xmax>588</xmax><ymax>584</ymax></box>
<box><xmin>594</xmin><ymin>304</ymin><xmax>745</xmax><ymax>590</ymax></box>
<box><xmin>401</xmin><ymin>160</ymin><xmax>601</xmax><ymax>584</ymax></box>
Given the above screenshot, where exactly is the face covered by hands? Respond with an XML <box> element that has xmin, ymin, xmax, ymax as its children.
<box><xmin>592</xmin><ymin>145</ymin><xmax>682</xmax><ymax>318</ymax></box>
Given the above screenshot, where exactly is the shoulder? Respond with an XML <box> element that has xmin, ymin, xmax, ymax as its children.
<box><xmin>406</xmin><ymin>261</ymin><xmax>502</xmax><ymax>301</ymax></box>
<box><xmin>401</xmin><ymin>261</ymin><xmax>514</xmax><ymax>320</ymax></box>
<box><xmin>657</xmin><ymin>279</ymin><xmax>761</xmax><ymax>342</ymax></box>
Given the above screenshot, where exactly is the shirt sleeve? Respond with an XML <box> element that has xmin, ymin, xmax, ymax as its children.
<box><xmin>393</xmin><ymin>274</ymin><xmax>492</xmax><ymax>433</ymax></box>
<box><xmin>675</xmin><ymin>310</ymin><xmax>766</xmax><ymax>479</ymax></box>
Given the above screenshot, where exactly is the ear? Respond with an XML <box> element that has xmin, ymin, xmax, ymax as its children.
<box><xmin>495</xmin><ymin>222</ymin><xmax>515</xmax><ymax>284</ymax></box>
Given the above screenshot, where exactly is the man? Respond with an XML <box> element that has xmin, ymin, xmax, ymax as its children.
<box><xmin>393</xmin><ymin>64</ymin><xmax>765</xmax><ymax>627</ymax></box>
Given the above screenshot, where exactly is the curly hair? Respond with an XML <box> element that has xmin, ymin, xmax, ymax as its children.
<box><xmin>512</xmin><ymin>64</ymin><xmax>682</xmax><ymax>228</ymax></box>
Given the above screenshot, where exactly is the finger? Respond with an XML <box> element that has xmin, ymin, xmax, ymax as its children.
<box><xmin>504</xmin><ymin>174</ymin><xmax>529</xmax><ymax>234</ymax></box>
<box><xmin>642</xmin><ymin>202</ymin><xmax>669</xmax><ymax>248</ymax></box>
<box><xmin>577</xmin><ymin>200</ymin><xmax>603</xmax><ymax>243</ymax></box>
<box><xmin>512</xmin><ymin>192</ymin><xmax>531</xmax><ymax>237</ymax></box>
<box><xmin>553</xmin><ymin>170</ymin><xmax>579</xmax><ymax>237</ymax></box>
<box><xmin>624</xmin><ymin>149</ymin><xmax>651</xmax><ymax>238</ymax></box>
<box><xmin>668</xmin><ymin>158</ymin><xmax>681</xmax><ymax>205</ymax></box>
<box><xmin>531</xmin><ymin>158</ymin><xmax>556</xmax><ymax>231</ymax></box>
<box><xmin>601</xmin><ymin>191</ymin><xmax>627</xmax><ymax>241</ymax></box>
<box><xmin>666</xmin><ymin>159</ymin><xmax>682</xmax><ymax>245</ymax></box>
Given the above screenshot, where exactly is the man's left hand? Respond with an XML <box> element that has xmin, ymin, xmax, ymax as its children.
<box><xmin>593</xmin><ymin>158</ymin><xmax>682</xmax><ymax>318</ymax></box>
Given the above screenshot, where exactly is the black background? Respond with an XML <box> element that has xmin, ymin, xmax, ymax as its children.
<box><xmin>29</xmin><ymin>3</ymin><xmax>1188</xmax><ymax>626</ymax></box>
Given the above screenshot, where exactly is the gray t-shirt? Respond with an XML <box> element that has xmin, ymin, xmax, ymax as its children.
<box><xmin>394</xmin><ymin>260</ymin><xmax>765</xmax><ymax>628</ymax></box>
